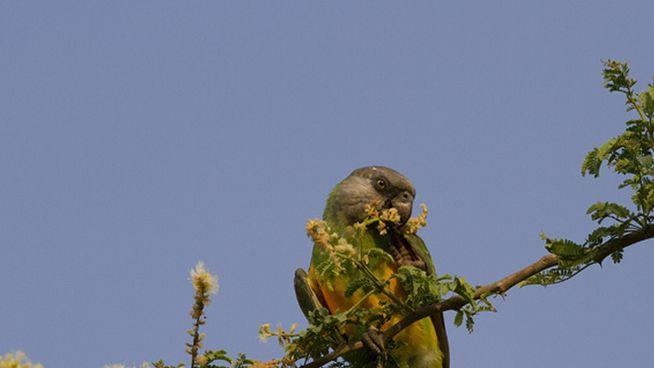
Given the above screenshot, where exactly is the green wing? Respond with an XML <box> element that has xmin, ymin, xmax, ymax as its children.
<box><xmin>294</xmin><ymin>268</ymin><xmax>348</xmax><ymax>348</ymax></box>
<box><xmin>405</xmin><ymin>234</ymin><xmax>450</xmax><ymax>368</ymax></box>
<box><xmin>293</xmin><ymin>268</ymin><xmax>325</xmax><ymax>321</ymax></box>
<box><xmin>404</xmin><ymin>233</ymin><xmax>436</xmax><ymax>275</ymax></box>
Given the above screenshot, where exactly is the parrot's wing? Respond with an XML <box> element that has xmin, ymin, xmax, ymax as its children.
<box><xmin>294</xmin><ymin>268</ymin><xmax>348</xmax><ymax>348</ymax></box>
<box><xmin>404</xmin><ymin>233</ymin><xmax>436</xmax><ymax>275</ymax></box>
<box><xmin>294</xmin><ymin>268</ymin><xmax>326</xmax><ymax>321</ymax></box>
<box><xmin>405</xmin><ymin>234</ymin><xmax>450</xmax><ymax>368</ymax></box>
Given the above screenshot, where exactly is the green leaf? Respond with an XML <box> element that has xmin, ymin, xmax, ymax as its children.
<box><xmin>394</xmin><ymin>265</ymin><xmax>442</xmax><ymax>308</ymax></box>
<box><xmin>602</xmin><ymin>59</ymin><xmax>636</xmax><ymax>92</ymax></box>
<box><xmin>640</xmin><ymin>89</ymin><xmax>654</xmax><ymax>118</ymax></box>
<box><xmin>454</xmin><ymin>311</ymin><xmax>463</xmax><ymax>327</ymax></box>
<box><xmin>586</xmin><ymin>202</ymin><xmax>631</xmax><ymax>223</ymax></box>
<box><xmin>345</xmin><ymin>278</ymin><xmax>373</xmax><ymax>297</ymax></box>
<box><xmin>581</xmin><ymin>148</ymin><xmax>601</xmax><ymax>177</ymax></box>
<box><xmin>545</xmin><ymin>239</ymin><xmax>585</xmax><ymax>258</ymax></box>
<box><xmin>586</xmin><ymin>224</ymin><xmax>628</xmax><ymax>247</ymax></box>
<box><xmin>611</xmin><ymin>249</ymin><xmax>624</xmax><ymax>263</ymax></box>
<box><xmin>465</xmin><ymin>311</ymin><xmax>475</xmax><ymax>333</ymax></box>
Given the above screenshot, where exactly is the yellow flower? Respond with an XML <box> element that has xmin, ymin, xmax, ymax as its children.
<box><xmin>0</xmin><ymin>352</ymin><xmax>43</xmax><ymax>368</ymax></box>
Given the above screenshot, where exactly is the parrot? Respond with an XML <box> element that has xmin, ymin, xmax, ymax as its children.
<box><xmin>294</xmin><ymin>166</ymin><xmax>449</xmax><ymax>368</ymax></box>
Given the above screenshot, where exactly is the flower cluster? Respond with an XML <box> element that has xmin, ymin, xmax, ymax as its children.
<box><xmin>306</xmin><ymin>219</ymin><xmax>356</xmax><ymax>271</ymax></box>
<box><xmin>190</xmin><ymin>261</ymin><xmax>220</xmax><ymax>302</ymax></box>
<box><xmin>356</xmin><ymin>203</ymin><xmax>428</xmax><ymax>236</ymax></box>
<box><xmin>0</xmin><ymin>352</ymin><xmax>43</xmax><ymax>368</ymax></box>
<box><xmin>305</xmin><ymin>219</ymin><xmax>331</xmax><ymax>252</ymax></box>
<box><xmin>377</xmin><ymin>208</ymin><xmax>401</xmax><ymax>235</ymax></box>
<box><xmin>403</xmin><ymin>203</ymin><xmax>428</xmax><ymax>234</ymax></box>
<box><xmin>356</xmin><ymin>203</ymin><xmax>403</xmax><ymax>235</ymax></box>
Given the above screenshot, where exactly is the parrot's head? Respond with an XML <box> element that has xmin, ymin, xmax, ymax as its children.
<box><xmin>324</xmin><ymin>166</ymin><xmax>416</xmax><ymax>227</ymax></box>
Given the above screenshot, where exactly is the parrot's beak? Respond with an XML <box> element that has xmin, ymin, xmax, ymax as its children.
<box><xmin>390</xmin><ymin>191</ymin><xmax>414</xmax><ymax>225</ymax></box>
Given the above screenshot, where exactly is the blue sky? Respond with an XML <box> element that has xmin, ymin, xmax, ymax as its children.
<box><xmin>2</xmin><ymin>1</ymin><xmax>654</xmax><ymax>367</ymax></box>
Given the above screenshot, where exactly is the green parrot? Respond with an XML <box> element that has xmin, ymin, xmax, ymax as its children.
<box><xmin>294</xmin><ymin>166</ymin><xmax>449</xmax><ymax>368</ymax></box>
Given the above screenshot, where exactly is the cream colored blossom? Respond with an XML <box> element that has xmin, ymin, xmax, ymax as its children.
<box><xmin>334</xmin><ymin>238</ymin><xmax>356</xmax><ymax>257</ymax></box>
<box><xmin>306</xmin><ymin>219</ymin><xmax>348</xmax><ymax>270</ymax></box>
<box><xmin>258</xmin><ymin>323</ymin><xmax>273</xmax><ymax>342</ymax></box>
<box><xmin>190</xmin><ymin>261</ymin><xmax>219</xmax><ymax>297</ymax></box>
<box><xmin>305</xmin><ymin>219</ymin><xmax>331</xmax><ymax>252</ymax></box>
<box><xmin>403</xmin><ymin>203</ymin><xmax>428</xmax><ymax>234</ymax></box>
<box><xmin>380</xmin><ymin>207</ymin><xmax>401</xmax><ymax>224</ymax></box>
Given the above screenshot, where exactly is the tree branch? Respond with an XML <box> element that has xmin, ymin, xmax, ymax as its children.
<box><xmin>300</xmin><ymin>224</ymin><xmax>654</xmax><ymax>368</ymax></box>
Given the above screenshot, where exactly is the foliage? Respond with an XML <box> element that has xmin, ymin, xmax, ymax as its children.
<box><xmin>524</xmin><ymin>60</ymin><xmax>654</xmax><ymax>287</ymax></box>
<box><xmin>392</xmin><ymin>266</ymin><xmax>494</xmax><ymax>333</ymax></box>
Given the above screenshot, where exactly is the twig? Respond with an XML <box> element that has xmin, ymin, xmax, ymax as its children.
<box><xmin>189</xmin><ymin>313</ymin><xmax>203</xmax><ymax>368</ymax></box>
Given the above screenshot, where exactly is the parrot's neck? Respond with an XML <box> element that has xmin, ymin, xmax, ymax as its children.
<box><xmin>322</xmin><ymin>184</ymin><xmax>350</xmax><ymax>232</ymax></box>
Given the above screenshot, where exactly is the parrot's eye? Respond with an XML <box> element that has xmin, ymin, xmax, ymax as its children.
<box><xmin>375</xmin><ymin>178</ymin><xmax>387</xmax><ymax>190</ymax></box>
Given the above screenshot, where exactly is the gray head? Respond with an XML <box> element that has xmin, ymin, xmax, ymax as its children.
<box><xmin>324</xmin><ymin>166</ymin><xmax>416</xmax><ymax>226</ymax></box>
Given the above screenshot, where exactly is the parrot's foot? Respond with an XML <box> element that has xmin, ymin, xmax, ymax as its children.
<box><xmin>361</xmin><ymin>327</ymin><xmax>387</xmax><ymax>360</ymax></box>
